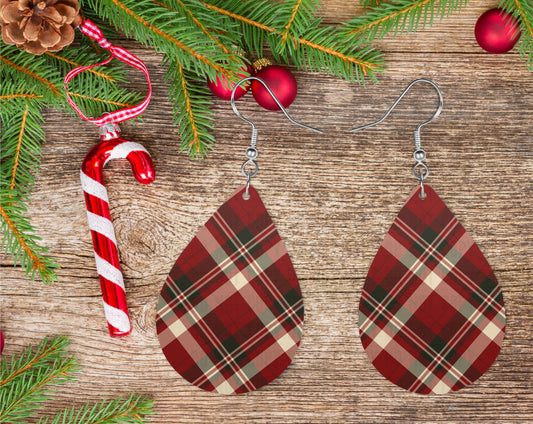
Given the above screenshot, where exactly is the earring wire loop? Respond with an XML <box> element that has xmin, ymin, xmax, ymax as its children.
<box><xmin>230</xmin><ymin>76</ymin><xmax>323</xmax><ymax>198</ymax></box>
<box><xmin>349</xmin><ymin>78</ymin><xmax>443</xmax><ymax>199</ymax></box>
<box><xmin>230</xmin><ymin>76</ymin><xmax>323</xmax><ymax>140</ymax></box>
<box><xmin>348</xmin><ymin>78</ymin><xmax>443</xmax><ymax>151</ymax></box>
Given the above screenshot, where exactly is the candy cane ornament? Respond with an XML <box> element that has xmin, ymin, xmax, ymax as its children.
<box><xmin>81</xmin><ymin>129</ymin><xmax>155</xmax><ymax>336</ymax></box>
<box><xmin>64</xmin><ymin>19</ymin><xmax>155</xmax><ymax>337</ymax></box>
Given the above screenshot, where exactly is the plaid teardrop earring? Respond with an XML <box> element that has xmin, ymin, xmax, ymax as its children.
<box><xmin>156</xmin><ymin>77</ymin><xmax>323</xmax><ymax>394</ymax></box>
<box><xmin>350</xmin><ymin>79</ymin><xmax>506</xmax><ymax>395</ymax></box>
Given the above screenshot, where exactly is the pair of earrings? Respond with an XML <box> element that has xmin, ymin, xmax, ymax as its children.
<box><xmin>156</xmin><ymin>79</ymin><xmax>506</xmax><ymax>396</ymax></box>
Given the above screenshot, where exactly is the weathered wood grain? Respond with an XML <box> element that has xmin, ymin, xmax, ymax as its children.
<box><xmin>1</xmin><ymin>0</ymin><xmax>532</xmax><ymax>422</ymax></box>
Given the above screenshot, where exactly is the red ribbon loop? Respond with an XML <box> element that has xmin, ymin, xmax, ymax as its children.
<box><xmin>64</xmin><ymin>19</ymin><xmax>151</xmax><ymax>126</ymax></box>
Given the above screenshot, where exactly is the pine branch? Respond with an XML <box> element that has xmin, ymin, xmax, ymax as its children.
<box><xmin>0</xmin><ymin>195</ymin><xmax>60</xmax><ymax>284</ymax></box>
<box><xmin>0</xmin><ymin>99</ymin><xmax>60</xmax><ymax>283</ymax></box>
<box><xmin>0</xmin><ymin>336</ymin><xmax>73</xmax><ymax>387</ymax></box>
<box><xmin>1</xmin><ymin>29</ymin><xmax>143</xmax><ymax>283</ymax></box>
<box><xmin>0</xmin><ymin>54</ymin><xmax>61</xmax><ymax>101</ymax></box>
<box><xmin>0</xmin><ymin>336</ymin><xmax>78</xmax><ymax>423</ymax></box>
<box><xmin>160</xmin><ymin>0</ymin><xmax>235</xmax><ymax>58</ymax></box>
<box><xmin>0</xmin><ymin>94</ymin><xmax>43</xmax><ymax>101</ymax></box>
<box><xmin>0</xmin><ymin>337</ymin><xmax>154</xmax><ymax>424</ymax></box>
<box><xmin>342</xmin><ymin>0</ymin><xmax>469</xmax><ymax>42</ymax></box>
<box><xmin>37</xmin><ymin>394</ymin><xmax>154</xmax><ymax>424</ymax></box>
<box><xmin>164</xmin><ymin>58</ymin><xmax>216</xmax><ymax>156</ymax></box>
<box><xmin>203</xmin><ymin>0</ymin><xmax>384</xmax><ymax>82</ymax></box>
<box><xmin>86</xmin><ymin>0</ymin><xmax>244</xmax><ymax>82</ymax></box>
<box><xmin>500</xmin><ymin>0</ymin><xmax>533</xmax><ymax>70</ymax></box>
<box><xmin>8</xmin><ymin>105</ymin><xmax>29</xmax><ymax>191</ymax></box>
<box><xmin>45</xmin><ymin>51</ymin><xmax>115</xmax><ymax>81</ymax></box>
<box><xmin>277</xmin><ymin>0</ymin><xmax>319</xmax><ymax>46</ymax></box>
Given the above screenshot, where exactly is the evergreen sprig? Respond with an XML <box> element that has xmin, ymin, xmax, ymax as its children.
<box><xmin>0</xmin><ymin>336</ymin><xmax>78</xmax><ymax>423</ymax></box>
<box><xmin>0</xmin><ymin>336</ymin><xmax>154</xmax><ymax>424</ymax></box>
<box><xmin>164</xmin><ymin>58</ymin><xmax>216</xmax><ymax>155</ymax></box>
<box><xmin>276</xmin><ymin>0</ymin><xmax>320</xmax><ymax>48</ymax></box>
<box><xmin>204</xmin><ymin>0</ymin><xmax>383</xmax><ymax>82</ymax></box>
<box><xmin>500</xmin><ymin>0</ymin><xmax>533</xmax><ymax>70</ymax></box>
<box><xmin>86</xmin><ymin>0</ymin><xmax>245</xmax><ymax>82</ymax></box>
<box><xmin>1</xmin><ymin>28</ymin><xmax>141</xmax><ymax>283</ymax></box>
<box><xmin>0</xmin><ymin>97</ymin><xmax>60</xmax><ymax>284</ymax></box>
<box><xmin>37</xmin><ymin>394</ymin><xmax>154</xmax><ymax>424</ymax></box>
<box><xmin>341</xmin><ymin>0</ymin><xmax>469</xmax><ymax>42</ymax></box>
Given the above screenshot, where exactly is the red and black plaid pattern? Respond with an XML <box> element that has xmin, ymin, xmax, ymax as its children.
<box><xmin>157</xmin><ymin>185</ymin><xmax>304</xmax><ymax>394</ymax></box>
<box><xmin>359</xmin><ymin>185</ymin><xmax>505</xmax><ymax>394</ymax></box>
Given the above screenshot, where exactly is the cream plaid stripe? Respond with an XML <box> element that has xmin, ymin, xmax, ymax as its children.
<box><xmin>158</xmin><ymin>221</ymin><xmax>278</xmax><ymax>319</ymax></box>
<box><xmin>157</xmin><ymin>186</ymin><xmax>304</xmax><ymax>394</ymax></box>
<box><xmin>360</xmin><ymin>216</ymin><xmax>461</xmax><ymax>334</ymax></box>
<box><xmin>192</xmin><ymin>303</ymin><xmax>303</xmax><ymax>390</ymax></box>
<box><xmin>361</xmin><ymin>292</ymin><xmax>473</xmax><ymax>388</ymax></box>
<box><xmin>359</xmin><ymin>185</ymin><xmax>505</xmax><ymax>394</ymax></box>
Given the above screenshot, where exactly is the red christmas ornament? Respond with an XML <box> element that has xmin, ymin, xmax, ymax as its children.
<box><xmin>0</xmin><ymin>330</ymin><xmax>4</xmax><ymax>354</ymax></box>
<box><xmin>207</xmin><ymin>63</ymin><xmax>252</xmax><ymax>100</ymax></box>
<box><xmin>475</xmin><ymin>8</ymin><xmax>521</xmax><ymax>54</ymax></box>
<box><xmin>252</xmin><ymin>62</ymin><xmax>297</xmax><ymax>111</ymax></box>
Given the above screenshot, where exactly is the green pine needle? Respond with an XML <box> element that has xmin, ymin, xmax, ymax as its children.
<box><xmin>164</xmin><ymin>58</ymin><xmax>216</xmax><ymax>157</ymax></box>
<box><xmin>85</xmin><ymin>0</ymin><xmax>244</xmax><ymax>82</ymax></box>
<box><xmin>500</xmin><ymin>0</ymin><xmax>533</xmax><ymax>70</ymax></box>
<box><xmin>37</xmin><ymin>394</ymin><xmax>155</xmax><ymax>424</ymax></box>
<box><xmin>204</xmin><ymin>0</ymin><xmax>384</xmax><ymax>82</ymax></box>
<box><xmin>0</xmin><ymin>100</ymin><xmax>60</xmax><ymax>284</ymax></box>
<box><xmin>0</xmin><ymin>336</ymin><xmax>154</xmax><ymax>424</ymax></box>
<box><xmin>0</xmin><ymin>336</ymin><xmax>78</xmax><ymax>423</ymax></box>
<box><xmin>342</xmin><ymin>0</ymin><xmax>469</xmax><ymax>42</ymax></box>
<box><xmin>275</xmin><ymin>0</ymin><xmax>320</xmax><ymax>50</ymax></box>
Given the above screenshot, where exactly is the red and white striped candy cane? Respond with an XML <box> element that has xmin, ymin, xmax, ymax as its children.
<box><xmin>64</xmin><ymin>19</ymin><xmax>155</xmax><ymax>336</ymax></box>
<box><xmin>81</xmin><ymin>135</ymin><xmax>155</xmax><ymax>336</ymax></box>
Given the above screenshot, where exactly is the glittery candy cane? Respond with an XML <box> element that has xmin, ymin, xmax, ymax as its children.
<box><xmin>81</xmin><ymin>126</ymin><xmax>155</xmax><ymax>336</ymax></box>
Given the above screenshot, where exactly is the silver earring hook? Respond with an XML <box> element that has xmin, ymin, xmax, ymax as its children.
<box><xmin>231</xmin><ymin>76</ymin><xmax>323</xmax><ymax>145</ymax></box>
<box><xmin>349</xmin><ymin>78</ymin><xmax>443</xmax><ymax>151</ymax></box>
<box><xmin>349</xmin><ymin>78</ymin><xmax>444</xmax><ymax>200</ymax></box>
<box><xmin>230</xmin><ymin>76</ymin><xmax>323</xmax><ymax>199</ymax></box>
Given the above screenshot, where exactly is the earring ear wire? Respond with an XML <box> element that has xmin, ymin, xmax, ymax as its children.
<box><xmin>231</xmin><ymin>76</ymin><xmax>323</xmax><ymax>146</ymax></box>
<box><xmin>230</xmin><ymin>76</ymin><xmax>323</xmax><ymax>199</ymax></box>
<box><xmin>349</xmin><ymin>78</ymin><xmax>443</xmax><ymax>198</ymax></box>
<box><xmin>349</xmin><ymin>78</ymin><xmax>443</xmax><ymax>145</ymax></box>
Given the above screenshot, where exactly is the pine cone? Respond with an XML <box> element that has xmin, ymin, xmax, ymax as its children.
<box><xmin>0</xmin><ymin>0</ymin><xmax>81</xmax><ymax>55</ymax></box>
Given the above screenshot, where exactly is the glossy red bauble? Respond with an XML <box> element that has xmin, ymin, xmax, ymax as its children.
<box><xmin>0</xmin><ymin>330</ymin><xmax>4</xmax><ymax>354</ymax></box>
<box><xmin>475</xmin><ymin>8</ymin><xmax>521</xmax><ymax>54</ymax></box>
<box><xmin>252</xmin><ymin>65</ymin><xmax>297</xmax><ymax>110</ymax></box>
<box><xmin>207</xmin><ymin>63</ymin><xmax>252</xmax><ymax>100</ymax></box>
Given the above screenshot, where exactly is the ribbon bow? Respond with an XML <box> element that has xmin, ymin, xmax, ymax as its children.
<box><xmin>64</xmin><ymin>19</ymin><xmax>152</xmax><ymax>126</ymax></box>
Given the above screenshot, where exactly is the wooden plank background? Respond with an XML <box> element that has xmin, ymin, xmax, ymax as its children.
<box><xmin>1</xmin><ymin>0</ymin><xmax>532</xmax><ymax>422</ymax></box>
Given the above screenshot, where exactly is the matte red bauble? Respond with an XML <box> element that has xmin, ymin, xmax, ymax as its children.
<box><xmin>252</xmin><ymin>65</ymin><xmax>297</xmax><ymax>110</ymax></box>
<box><xmin>207</xmin><ymin>63</ymin><xmax>252</xmax><ymax>100</ymax></box>
<box><xmin>475</xmin><ymin>8</ymin><xmax>521</xmax><ymax>54</ymax></box>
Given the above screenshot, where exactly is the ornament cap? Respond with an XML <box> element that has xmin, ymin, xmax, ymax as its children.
<box><xmin>99</xmin><ymin>123</ymin><xmax>121</xmax><ymax>141</ymax></box>
<box><xmin>252</xmin><ymin>57</ymin><xmax>273</xmax><ymax>72</ymax></box>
